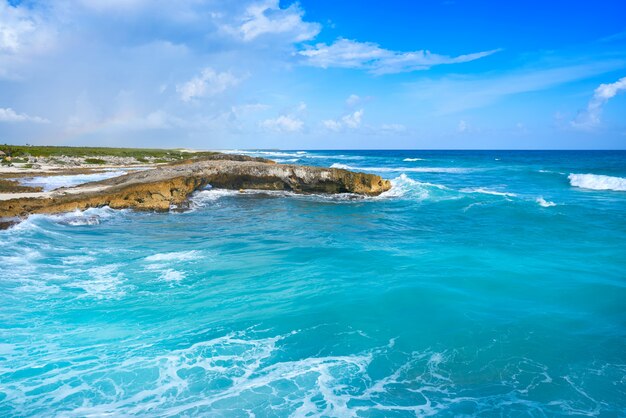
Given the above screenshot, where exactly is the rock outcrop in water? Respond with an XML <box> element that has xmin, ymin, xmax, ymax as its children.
<box><xmin>0</xmin><ymin>158</ymin><xmax>391</xmax><ymax>219</ymax></box>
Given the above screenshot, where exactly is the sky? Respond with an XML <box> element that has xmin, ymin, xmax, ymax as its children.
<box><xmin>0</xmin><ymin>0</ymin><xmax>625</xmax><ymax>150</ymax></box>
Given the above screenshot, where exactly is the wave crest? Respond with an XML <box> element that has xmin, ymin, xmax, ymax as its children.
<box><xmin>568</xmin><ymin>173</ymin><xmax>626</xmax><ymax>191</ymax></box>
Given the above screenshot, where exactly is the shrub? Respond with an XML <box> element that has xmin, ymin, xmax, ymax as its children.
<box><xmin>84</xmin><ymin>158</ymin><xmax>107</xmax><ymax>165</ymax></box>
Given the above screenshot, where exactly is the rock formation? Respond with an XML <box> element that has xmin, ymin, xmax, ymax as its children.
<box><xmin>0</xmin><ymin>159</ymin><xmax>391</xmax><ymax>220</ymax></box>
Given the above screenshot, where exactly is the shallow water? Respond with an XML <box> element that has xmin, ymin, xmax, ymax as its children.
<box><xmin>1</xmin><ymin>150</ymin><xmax>625</xmax><ymax>416</ymax></box>
<box><xmin>19</xmin><ymin>170</ymin><xmax>127</xmax><ymax>191</ymax></box>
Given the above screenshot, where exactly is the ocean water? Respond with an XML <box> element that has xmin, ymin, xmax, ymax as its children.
<box><xmin>1</xmin><ymin>150</ymin><xmax>625</xmax><ymax>417</ymax></box>
<box><xmin>19</xmin><ymin>169</ymin><xmax>131</xmax><ymax>192</ymax></box>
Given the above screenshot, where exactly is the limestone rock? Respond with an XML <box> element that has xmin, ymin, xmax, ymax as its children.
<box><xmin>0</xmin><ymin>159</ymin><xmax>391</xmax><ymax>220</ymax></box>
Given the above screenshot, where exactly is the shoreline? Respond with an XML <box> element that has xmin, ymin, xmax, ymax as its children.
<box><xmin>0</xmin><ymin>151</ymin><xmax>391</xmax><ymax>227</ymax></box>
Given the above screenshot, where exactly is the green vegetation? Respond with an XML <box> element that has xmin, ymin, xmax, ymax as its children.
<box><xmin>0</xmin><ymin>145</ymin><xmax>217</xmax><ymax>160</ymax></box>
<box><xmin>84</xmin><ymin>158</ymin><xmax>107</xmax><ymax>165</ymax></box>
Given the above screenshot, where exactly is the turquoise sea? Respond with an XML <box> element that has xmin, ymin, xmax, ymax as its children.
<box><xmin>1</xmin><ymin>150</ymin><xmax>625</xmax><ymax>417</ymax></box>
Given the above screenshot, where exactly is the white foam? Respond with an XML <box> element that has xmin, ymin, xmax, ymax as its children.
<box><xmin>568</xmin><ymin>173</ymin><xmax>626</xmax><ymax>191</ymax></box>
<box><xmin>160</xmin><ymin>269</ymin><xmax>185</xmax><ymax>282</ymax></box>
<box><xmin>19</xmin><ymin>171</ymin><xmax>127</xmax><ymax>192</ymax></box>
<box><xmin>379</xmin><ymin>174</ymin><xmax>450</xmax><ymax>200</ymax></box>
<box><xmin>460</xmin><ymin>187</ymin><xmax>517</xmax><ymax>197</ymax></box>
<box><xmin>144</xmin><ymin>250</ymin><xmax>200</xmax><ymax>263</ymax></box>
<box><xmin>403</xmin><ymin>158</ymin><xmax>425</xmax><ymax>162</ymax></box>
<box><xmin>62</xmin><ymin>255</ymin><xmax>96</xmax><ymax>265</ymax></box>
<box><xmin>330</xmin><ymin>163</ymin><xmax>352</xmax><ymax>170</ymax></box>
<box><xmin>536</xmin><ymin>197</ymin><xmax>556</xmax><ymax>207</ymax></box>
<box><xmin>68</xmin><ymin>264</ymin><xmax>126</xmax><ymax>299</ymax></box>
<box><xmin>3</xmin><ymin>207</ymin><xmax>123</xmax><ymax>234</ymax></box>
<box><xmin>190</xmin><ymin>189</ymin><xmax>240</xmax><ymax>207</ymax></box>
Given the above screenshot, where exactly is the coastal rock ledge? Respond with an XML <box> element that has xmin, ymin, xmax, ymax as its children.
<box><xmin>0</xmin><ymin>159</ymin><xmax>391</xmax><ymax>219</ymax></box>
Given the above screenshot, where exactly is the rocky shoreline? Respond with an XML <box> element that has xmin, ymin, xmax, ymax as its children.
<box><xmin>0</xmin><ymin>154</ymin><xmax>391</xmax><ymax>227</ymax></box>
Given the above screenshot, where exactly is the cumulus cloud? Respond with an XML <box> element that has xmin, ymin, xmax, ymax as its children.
<box><xmin>0</xmin><ymin>2</ymin><xmax>44</xmax><ymax>53</ymax></box>
<box><xmin>457</xmin><ymin>120</ymin><xmax>468</xmax><ymax>133</ymax></box>
<box><xmin>227</xmin><ymin>0</ymin><xmax>320</xmax><ymax>42</ymax></box>
<box><xmin>571</xmin><ymin>76</ymin><xmax>626</xmax><ymax>129</ymax></box>
<box><xmin>177</xmin><ymin>68</ymin><xmax>240</xmax><ymax>102</ymax></box>
<box><xmin>0</xmin><ymin>107</ymin><xmax>49</xmax><ymax>123</ymax></box>
<box><xmin>323</xmin><ymin>109</ymin><xmax>364</xmax><ymax>131</ymax></box>
<box><xmin>0</xmin><ymin>1</ymin><xmax>57</xmax><ymax>79</ymax></box>
<box><xmin>260</xmin><ymin>115</ymin><xmax>303</xmax><ymax>132</ymax></box>
<box><xmin>299</xmin><ymin>38</ymin><xmax>500</xmax><ymax>75</ymax></box>
<box><xmin>260</xmin><ymin>101</ymin><xmax>307</xmax><ymax>132</ymax></box>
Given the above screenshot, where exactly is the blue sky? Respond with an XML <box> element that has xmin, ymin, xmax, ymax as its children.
<box><xmin>0</xmin><ymin>0</ymin><xmax>625</xmax><ymax>149</ymax></box>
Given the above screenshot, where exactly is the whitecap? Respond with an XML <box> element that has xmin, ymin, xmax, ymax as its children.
<box><xmin>190</xmin><ymin>189</ymin><xmax>240</xmax><ymax>207</ymax></box>
<box><xmin>160</xmin><ymin>269</ymin><xmax>185</xmax><ymax>282</ymax></box>
<box><xmin>460</xmin><ymin>187</ymin><xmax>517</xmax><ymax>197</ymax></box>
<box><xmin>536</xmin><ymin>197</ymin><xmax>556</xmax><ymax>207</ymax></box>
<box><xmin>568</xmin><ymin>173</ymin><xmax>626</xmax><ymax>191</ymax></box>
<box><xmin>330</xmin><ymin>163</ymin><xmax>353</xmax><ymax>170</ymax></box>
<box><xmin>378</xmin><ymin>174</ymin><xmax>450</xmax><ymax>200</ymax></box>
<box><xmin>144</xmin><ymin>250</ymin><xmax>200</xmax><ymax>263</ymax></box>
<box><xmin>403</xmin><ymin>158</ymin><xmax>425</xmax><ymax>162</ymax></box>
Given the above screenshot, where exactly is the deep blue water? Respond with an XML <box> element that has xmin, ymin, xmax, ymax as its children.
<box><xmin>1</xmin><ymin>150</ymin><xmax>625</xmax><ymax>417</ymax></box>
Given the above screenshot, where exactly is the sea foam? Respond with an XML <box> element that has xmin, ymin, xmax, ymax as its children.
<box><xmin>379</xmin><ymin>174</ymin><xmax>450</xmax><ymax>200</ymax></box>
<box><xmin>460</xmin><ymin>187</ymin><xmax>517</xmax><ymax>197</ymax></box>
<box><xmin>568</xmin><ymin>173</ymin><xmax>626</xmax><ymax>191</ymax></box>
<box><xmin>536</xmin><ymin>197</ymin><xmax>557</xmax><ymax>207</ymax></box>
<box><xmin>144</xmin><ymin>251</ymin><xmax>200</xmax><ymax>262</ymax></box>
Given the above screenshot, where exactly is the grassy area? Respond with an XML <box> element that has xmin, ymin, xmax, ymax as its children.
<box><xmin>84</xmin><ymin>158</ymin><xmax>107</xmax><ymax>165</ymax></box>
<box><xmin>0</xmin><ymin>145</ymin><xmax>217</xmax><ymax>160</ymax></box>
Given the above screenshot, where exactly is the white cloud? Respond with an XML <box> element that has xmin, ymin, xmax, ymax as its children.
<box><xmin>0</xmin><ymin>1</ymin><xmax>57</xmax><ymax>79</ymax></box>
<box><xmin>346</xmin><ymin>94</ymin><xmax>361</xmax><ymax>107</ymax></box>
<box><xmin>260</xmin><ymin>114</ymin><xmax>303</xmax><ymax>132</ymax></box>
<box><xmin>177</xmin><ymin>68</ymin><xmax>240</xmax><ymax>102</ymax></box>
<box><xmin>0</xmin><ymin>107</ymin><xmax>49</xmax><ymax>123</ymax></box>
<box><xmin>323</xmin><ymin>109</ymin><xmax>364</xmax><ymax>131</ymax></box>
<box><xmin>0</xmin><ymin>2</ymin><xmax>38</xmax><ymax>53</ymax></box>
<box><xmin>458</xmin><ymin>120</ymin><xmax>468</xmax><ymax>133</ymax></box>
<box><xmin>299</xmin><ymin>38</ymin><xmax>500</xmax><ymax>74</ymax></box>
<box><xmin>342</xmin><ymin>109</ymin><xmax>363</xmax><ymax>128</ymax></box>
<box><xmin>260</xmin><ymin>101</ymin><xmax>307</xmax><ymax>132</ymax></box>
<box><xmin>571</xmin><ymin>76</ymin><xmax>626</xmax><ymax>130</ymax></box>
<box><xmin>229</xmin><ymin>0</ymin><xmax>320</xmax><ymax>42</ymax></box>
<box><xmin>321</xmin><ymin>120</ymin><xmax>339</xmax><ymax>132</ymax></box>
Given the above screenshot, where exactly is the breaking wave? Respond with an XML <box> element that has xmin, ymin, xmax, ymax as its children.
<box><xmin>379</xmin><ymin>174</ymin><xmax>451</xmax><ymax>200</ymax></box>
<box><xmin>568</xmin><ymin>173</ymin><xmax>626</xmax><ymax>191</ymax></box>
<box><xmin>536</xmin><ymin>197</ymin><xmax>557</xmax><ymax>207</ymax></box>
